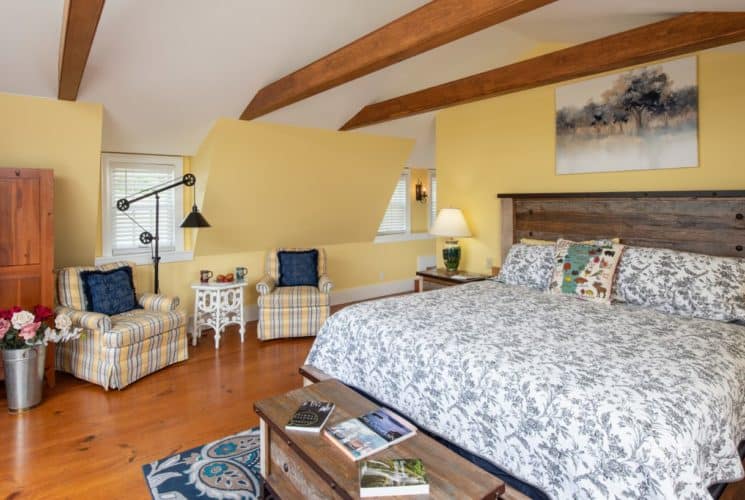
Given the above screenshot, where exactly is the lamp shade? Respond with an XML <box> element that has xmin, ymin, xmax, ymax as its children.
<box><xmin>430</xmin><ymin>208</ymin><xmax>471</xmax><ymax>238</ymax></box>
<box><xmin>180</xmin><ymin>204</ymin><xmax>211</xmax><ymax>228</ymax></box>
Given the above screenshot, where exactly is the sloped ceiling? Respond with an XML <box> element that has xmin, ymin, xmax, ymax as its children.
<box><xmin>0</xmin><ymin>0</ymin><xmax>744</xmax><ymax>167</ymax></box>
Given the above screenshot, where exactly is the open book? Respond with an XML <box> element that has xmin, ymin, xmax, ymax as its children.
<box><xmin>323</xmin><ymin>407</ymin><xmax>416</xmax><ymax>461</ymax></box>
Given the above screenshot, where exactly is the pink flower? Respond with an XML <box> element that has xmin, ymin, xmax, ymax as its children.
<box><xmin>0</xmin><ymin>319</ymin><xmax>10</xmax><ymax>339</ymax></box>
<box><xmin>19</xmin><ymin>322</ymin><xmax>41</xmax><ymax>341</ymax></box>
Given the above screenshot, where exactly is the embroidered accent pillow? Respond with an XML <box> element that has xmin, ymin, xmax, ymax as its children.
<box><xmin>278</xmin><ymin>249</ymin><xmax>319</xmax><ymax>287</ymax></box>
<box><xmin>613</xmin><ymin>246</ymin><xmax>745</xmax><ymax>322</ymax></box>
<box><xmin>495</xmin><ymin>244</ymin><xmax>554</xmax><ymax>290</ymax></box>
<box><xmin>80</xmin><ymin>266</ymin><xmax>141</xmax><ymax>316</ymax></box>
<box><xmin>549</xmin><ymin>239</ymin><xmax>624</xmax><ymax>304</ymax></box>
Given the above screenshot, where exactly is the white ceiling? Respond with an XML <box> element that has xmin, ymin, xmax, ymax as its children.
<box><xmin>1</xmin><ymin>0</ymin><xmax>744</xmax><ymax>167</ymax></box>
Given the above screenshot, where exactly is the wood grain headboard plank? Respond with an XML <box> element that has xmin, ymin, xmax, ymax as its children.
<box><xmin>498</xmin><ymin>191</ymin><xmax>745</xmax><ymax>259</ymax></box>
<box><xmin>497</xmin><ymin>190</ymin><xmax>745</xmax><ymax>199</ymax></box>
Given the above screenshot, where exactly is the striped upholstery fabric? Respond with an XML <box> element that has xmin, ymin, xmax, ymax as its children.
<box><xmin>55</xmin><ymin>263</ymin><xmax>188</xmax><ymax>390</ymax></box>
<box><xmin>256</xmin><ymin>248</ymin><xmax>333</xmax><ymax>341</ymax></box>
<box><xmin>103</xmin><ymin>309</ymin><xmax>186</xmax><ymax>348</ymax></box>
<box><xmin>258</xmin><ymin>286</ymin><xmax>329</xmax><ymax>308</ymax></box>
<box><xmin>258</xmin><ymin>304</ymin><xmax>329</xmax><ymax>340</ymax></box>
<box><xmin>138</xmin><ymin>293</ymin><xmax>180</xmax><ymax>312</ymax></box>
<box><xmin>57</xmin><ymin>261</ymin><xmax>133</xmax><ymax>310</ymax></box>
<box><xmin>56</xmin><ymin>306</ymin><xmax>112</xmax><ymax>331</ymax></box>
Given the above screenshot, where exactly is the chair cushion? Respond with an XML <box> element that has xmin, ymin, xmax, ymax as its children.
<box><xmin>258</xmin><ymin>286</ymin><xmax>329</xmax><ymax>309</ymax></box>
<box><xmin>57</xmin><ymin>261</ymin><xmax>133</xmax><ymax>310</ymax></box>
<box><xmin>103</xmin><ymin>308</ymin><xmax>186</xmax><ymax>348</ymax></box>
<box><xmin>80</xmin><ymin>266</ymin><xmax>141</xmax><ymax>316</ymax></box>
<box><xmin>278</xmin><ymin>250</ymin><xmax>319</xmax><ymax>287</ymax></box>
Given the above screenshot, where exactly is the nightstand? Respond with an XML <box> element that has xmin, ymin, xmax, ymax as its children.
<box><xmin>415</xmin><ymin>267</ymin><xmax>496</xmax><ymax>292</ymax></box>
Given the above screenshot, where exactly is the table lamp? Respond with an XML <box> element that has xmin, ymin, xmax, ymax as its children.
<box><xmin>430</xmin><ymin>208</ymin><xmax>471</xmax><ymax>272</ymax></box>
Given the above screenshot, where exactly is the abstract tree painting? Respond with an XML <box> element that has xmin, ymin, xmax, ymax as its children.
<box><xmin>556</xmin><ymin>57</ymin><xmax>698</xmax><ymax>174</ymax></box>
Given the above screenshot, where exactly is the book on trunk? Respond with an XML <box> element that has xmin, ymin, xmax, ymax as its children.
<box><xmin>285</xmin><ymin>400</ymin><xmax>335</xmax><ymax>432</ymax></box>
<box><xmin>323</xmin><ymin>407</ymin><xmax>416</xmax><ymax>461</ymax></box>
<box><xmin>359</xmin><ymin>458</ymin><xmax>429</xmax><ymax>497</ymax></box>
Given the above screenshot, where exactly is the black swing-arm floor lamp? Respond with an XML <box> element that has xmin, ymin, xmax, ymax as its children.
<box><xmin>116</xmin><ymin>173</ymin><xmax>210</xmax><ymax>294</ymax></box>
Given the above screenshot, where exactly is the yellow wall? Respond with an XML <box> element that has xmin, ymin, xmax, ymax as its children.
<box><xmin>436</xmin><ymin>50</ymin><xmax>745</xmax><ymax>273</ymax></box>
<box><xmin>0</xmin><ymin>92</ymin><xmax>102</xmax><ymax>268</ymax></box>
<box><xmin>194</xmin><ymin>119</ymin><xmax>414</xmax><ymax>255</ymax></box>
<box><xmin>133</xmin><ymin>238</ymin><xmax>434</xmax><ymax>312</ymax></box>
<box><xmin>132</xmin><ymin>119</ymin><xmax>435</xmax><ymax>310</ymax></box>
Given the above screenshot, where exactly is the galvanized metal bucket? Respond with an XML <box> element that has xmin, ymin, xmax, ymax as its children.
<box><xmin>3</xmin><ymin>346</ymin><xmax>45</xmax><ymax>413</ymax></box>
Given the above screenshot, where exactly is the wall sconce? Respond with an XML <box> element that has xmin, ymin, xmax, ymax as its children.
<box><xmin>415</xmin><ymin>178</ymin><xmax>428</xmax><ymax>204</ymax></box>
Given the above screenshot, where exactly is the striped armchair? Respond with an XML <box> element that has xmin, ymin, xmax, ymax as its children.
<box><xmin>256</xmin><ymin>248</ymin><xmax>333</xmax><ymax>341</ymax></box>
<box><xmin>55</xmin><ymin>261</ymin><xmax>188</xmax><ymax>389</ymax></box>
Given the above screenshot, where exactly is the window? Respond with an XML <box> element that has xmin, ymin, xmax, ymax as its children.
<box><xmin>101</xmin><ymin>153</ymin><xmax>185</xmax><ymax>262</ymax></box>
<box><xmin>377</xmin><ymin>171</ymin><xmax>410</xmax><ymax>235</ymax></box>
<box><xmin>429</xmin><ymin>170</ymin><xmax>437</xmax><ymax>228</ymax></box>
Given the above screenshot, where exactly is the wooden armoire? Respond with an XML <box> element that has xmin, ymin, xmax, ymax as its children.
<box><xmin>0</xmin><ymin>168</ymin><xmax>55</xmax><ymax>385</ymax></box>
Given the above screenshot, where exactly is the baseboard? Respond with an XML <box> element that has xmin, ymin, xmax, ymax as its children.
<box><xmin>330</xmin><ymin>278</ymin><xmax>415</xmax><ymax>305</ymax></box>
<box><xmin>187</xmin><ymin>278</ymin><xmax>416</xmax><ymax>334</ymax></box>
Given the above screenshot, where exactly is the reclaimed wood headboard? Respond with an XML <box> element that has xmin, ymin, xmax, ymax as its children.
<box><xmin>497</xmin><ymin>190</ymin><xmax>745</xmax><ymax>262</ymax></box>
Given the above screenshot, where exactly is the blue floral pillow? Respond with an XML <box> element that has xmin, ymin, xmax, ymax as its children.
<box><xmin>80</xmin><ymin>266</ymin><xmax>141</xmax><ymax>316</ymax></box>
<box><xmin>278</xmin><ymin>250</ymin><xmax>319</xmax><ymax>287</ymax></box>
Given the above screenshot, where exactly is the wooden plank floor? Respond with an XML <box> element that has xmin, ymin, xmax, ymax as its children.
<box><xmin>0</xmin><ymin>320</ymin><xmax>316</xmax><ymax>499</ymax></box>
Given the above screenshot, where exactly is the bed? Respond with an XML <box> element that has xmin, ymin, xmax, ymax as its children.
<box><xmin>304</xmin><ymin>191</ymin><xmax>745</xmax><ymax>499</ymax></box>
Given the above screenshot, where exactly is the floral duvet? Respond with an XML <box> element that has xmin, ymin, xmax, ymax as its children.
<box><xmin>305</xmin><ymin>280</ymin><xmax>745</xmax><ymax>499</ymax></box>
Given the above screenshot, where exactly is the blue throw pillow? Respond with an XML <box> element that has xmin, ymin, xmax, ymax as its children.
<box><xmin>277</xmin><ymin>250</ymin><xmax>319</xmax><ymax>287</ymax></box>
<box><xmin>80</xmin><ymin>266</ymin><xmax>141</xmax><ymax>316</ymax></box>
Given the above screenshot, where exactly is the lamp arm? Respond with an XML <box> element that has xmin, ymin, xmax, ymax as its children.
<box><xmin>114</xmin><ymin>173</ymin><xmax>197</xmax><ymax>294</ymax></box>
<box><xmin>117</xmin><ymin>173</ymin><xmax>195</xmax><ymax>211</ymax></box>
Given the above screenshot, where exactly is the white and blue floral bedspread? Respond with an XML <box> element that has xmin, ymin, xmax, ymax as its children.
<box><xmin>305</xmin><ymin>281</ymin><xmax>745</xmax><ymax>499</ymax></box>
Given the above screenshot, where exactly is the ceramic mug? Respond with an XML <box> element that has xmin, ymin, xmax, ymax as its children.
<box><xmin>235</xmin><ymin>267</ymin><xmax>248</xmax><ymax>282</ymax></box>
<box><xmin>200</xmin><ymin>270</ymin><xmax>213</xmax><ymax>283</ymax></box>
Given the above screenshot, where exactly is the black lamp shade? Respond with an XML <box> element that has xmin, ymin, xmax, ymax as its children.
<box><xmin>180</xmin><ymin>205</ymin><xmax>210</xmax><ymax>228</ymax></box>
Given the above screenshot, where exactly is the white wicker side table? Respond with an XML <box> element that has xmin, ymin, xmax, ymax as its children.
<box><xmin>191</xmin><ymin>281</ymin><xmax>247</xmax><ymax>349</ymax></box>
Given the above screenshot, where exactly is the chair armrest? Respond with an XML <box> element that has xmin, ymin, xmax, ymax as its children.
<box><xmin>256</xmin><ymin>275</ymin><xmax>277</xmax><ymax>296</ymax></box>
<box><xmin>318</xmin><ymin>274</ymin><xmax>333</xmax><ymax>294</ymax></box>
<box><xmin>55</xmin><ymin>306</ymin><xmax>111</xmax><ymax>332</ymax></box>
<box><xmin>138</xmin><ymin>293</ymin><xmax>180</xmax><ymax>312</ymax></box>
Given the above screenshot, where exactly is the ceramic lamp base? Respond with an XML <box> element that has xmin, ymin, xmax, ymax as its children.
<box><xmin>442</xmin><ymin>242</ymin><xmax>461</xmax><ymax>272</ymax></box>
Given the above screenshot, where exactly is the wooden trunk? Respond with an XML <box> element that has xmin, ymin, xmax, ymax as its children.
<box><xmin>256</xmin><ymin>379</ymin><xmax>505</xmax><ymax>500</ymax></box>
<box><xmin>0</xmin><ymin>168</ymin><xmax>55</xmax><ymax>386</ymax></box>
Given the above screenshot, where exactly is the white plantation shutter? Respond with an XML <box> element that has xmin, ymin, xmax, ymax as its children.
<box><xmin>102</xmin><ymin>154</ymin><xmax>183</xmax><ymax>257</ymax></box>
<box><xmin>429</xmin><ymin>171</ymin><xmax>437</xmax><ymax>229</ymax></box>
<box><xmin>378</xmin><ymin>173</ymin><xmax>409</xmax><ymax>235</ymax></box>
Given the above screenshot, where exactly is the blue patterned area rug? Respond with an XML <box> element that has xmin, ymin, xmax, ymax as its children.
<box><xmin>142</xmin><ymin>427</ymin><xmax>261</xmax><ymax>499</ymax></box>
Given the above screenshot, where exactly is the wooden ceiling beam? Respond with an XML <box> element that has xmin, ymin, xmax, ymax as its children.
<box><xmin>58</xmin><ymin>0</ymin><xmax>105</xmax><ymax>101</ymax></box>
<box><xmin>340</xmin><ymin>12</ymin><xmax>745</xmax><ymax>130</ymax></box>
<box><xmin>241</xmin><ymin>0</ymin><xmax>556</xmax><ymax>120</ymax></box>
